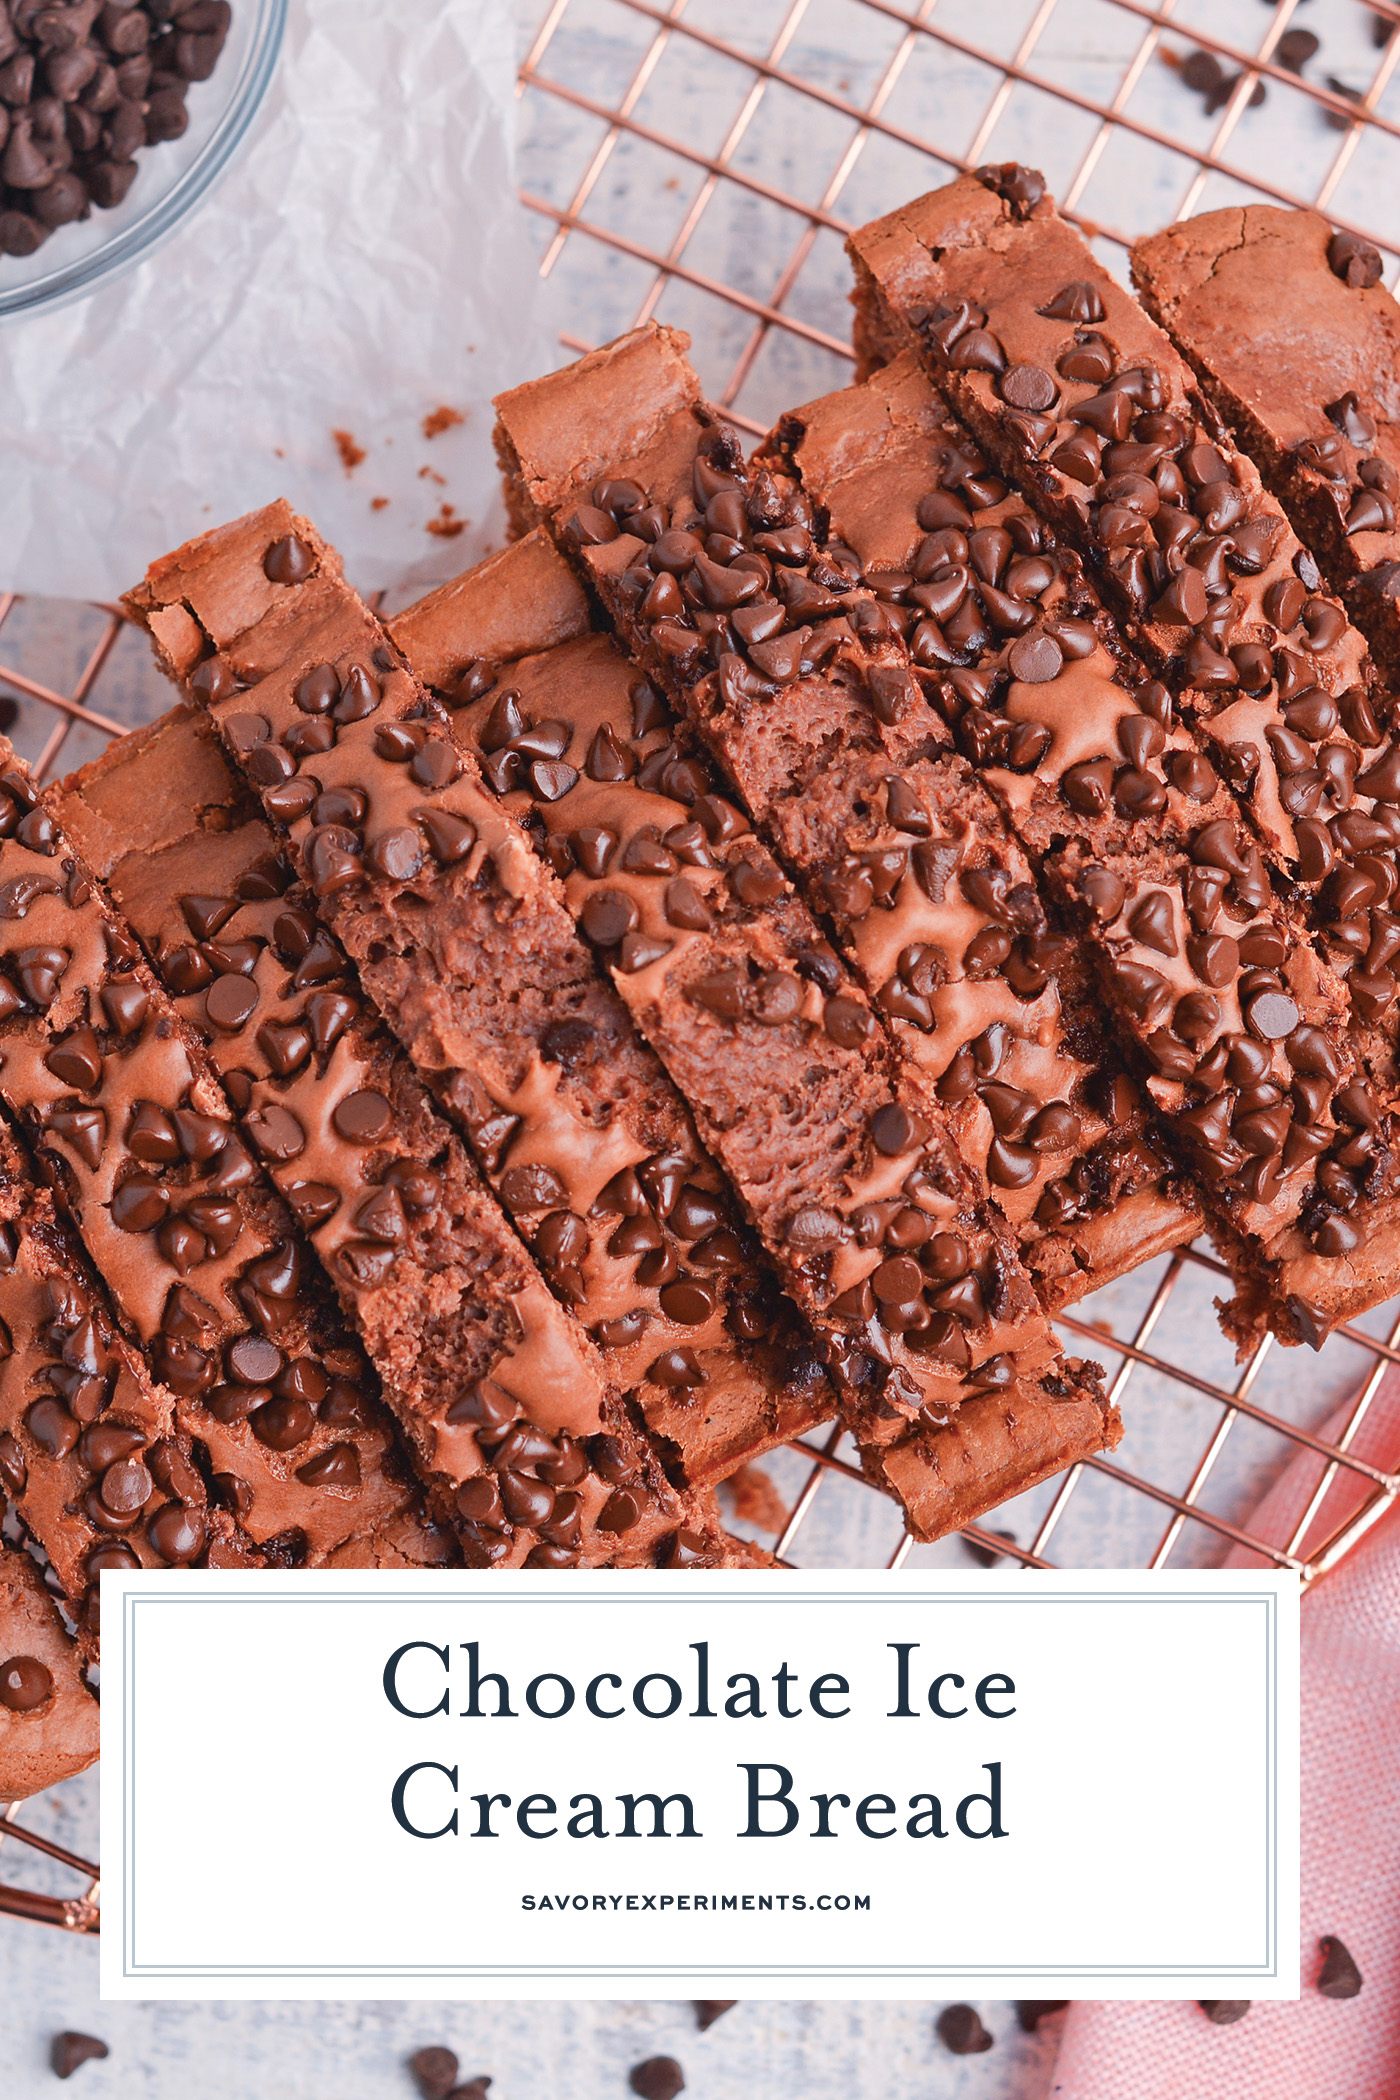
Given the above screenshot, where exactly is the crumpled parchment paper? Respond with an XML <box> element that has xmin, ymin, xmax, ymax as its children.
<box><xmin>0</xmin><ymin>0</ymin><xmax>558</xmax><ymax>601</ymax></box>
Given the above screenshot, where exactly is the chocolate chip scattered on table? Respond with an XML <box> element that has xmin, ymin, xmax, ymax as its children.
<box><xmin>937</xmin><ymin>2003</ymin><xmax>994</xmax><ymax>2054</ymax></box>
<box><xmin>1317</xmin><ymin>1932</ymin><xmax>1363</xmax><ymax>1997</ymax></box>
<box><xmin>629</xmin><ymin>2057</ymin><xmax>685</xmax><ymax>2100</ymax></box>
<box><xmin>1199</xmin><ymin>1999</ymin><xmax>1251</xmax><ymax>2025</ymax></box>
<box><xmin>50</xmin><ymin>2030</ymin><xmax>109</xmax><ymax>2079</ymax></box>
<box><xmin>409</xmin><ymin>2047</ymin><xmax>462</xmax><ymax>2100</ymax></box>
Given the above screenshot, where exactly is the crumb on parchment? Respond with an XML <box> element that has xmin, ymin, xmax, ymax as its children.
<box><xmin>333</xmin><ymin>429</ymin><xmax>367</xmax><ymax>473</ymax></box>
<box><xmin>423</xmin><ymin>406</ymin><xmax>465</xmax><ymax>440</ymax></box>
<box><xmin>426</xmin><ymin>504</ymin><xmax>467</xmax><ymax>539</ymax></box>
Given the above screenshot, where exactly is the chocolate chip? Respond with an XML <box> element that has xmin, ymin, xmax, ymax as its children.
<box><xmin>1317</xmin><ymin>1934</ymin><xmax>1363</xmax><ymax>1998</ymax></box>
<box><xmin>580</xmin><ymin>889</ymin><xmax>639</xmax><ymax>947</ymax></box>
<box><xmin>251</xmin><ymin>1395</ymin><xmax>315</xmax><ymax>1450</ymax></box>
<box><xmin>0</xmin><ymin>1433</ymin><xmax>26</xmax><ymax>1495</ymax></box>
<box><xmin>619</xmin><ymin>931</ymin><xmax>673</xmax><ymax>973</ymax></box>
<box><xmin>180</xmin><ymin>892</ymin><xmax>238</xmax><ymax>941</ymax></box>
<box><xmin>50</xmin><ymin>2033</ymin><xmax>109</xmax><ymax>2079</ymax></box>
<box><xmin>597</xmin><ymin>1482</ymin><xmax>648</xmax><ymax>1531</ymax></box>
<box><xmin>629</xmin><ymin>2058</ymin><xmax>685</xmax><ymax>2100</ymax></box>
<box><xmin>823</xmin><ymin>995</ymin><xmax>870</xmax><ymax>1046</ymax></box>
<box><xmin>78</xmin><ymin>1423</ymin><xmax>143</xmax><ymax>1473</ymax></box>
<box><xmin>0</xmin><ymin>1653</ymin><xmax>53</xmax><ymax>1711</ymax></box>
<box><xmin>241</xmin><ymin>1241</ymin><xmax>302</xmax><ymax>1307</ymax></box>
<box><xmin>375</xmin><ymin>722</ymin><xmax>423</xmax><ymax>764</ymax></box>
<box><xmin>146</xmin><ymin>1504</ymin><xmax>207</xmax><ymax>1562</ymax></box>
<box><xmin>946</xmin><ymin>326</ymin><xmax>1006</xmax><ymax>374</ymax></box>
<box><xmin>101</xmin><ymin>979</ymin><xmax>149</xmax><ymax>1036</ymax></box>
<box><xmin>279</xmin><ymin>1181</ymin><xmax>337</xmax><ymax>1230</ymax></box>
<box><xmin>293</xmin><ymin>663</ymin><xmax>339</xmax><ymax>714</ymax></box>
<box><xmin>354</xmin><ymin>1183</ymin><xmax>407</xmax><ymax>1246</ymax></box>
<box><xmin>973</xmin><ymin>160</ymin><xmax>1044</xmax><ymax>215</ymax></box>
<box><xmin>1327</xmin><ymin>230</ymin><xmax>1382</xmax><ymax>289</ymax></box>
<box><xmin>367</xmin><ymin>827</ymin><xmax>425</xmax><ymax>882</ymax></box>
<box><xmin>1313</xmin><ymin>1213</ymin><xmax>1358</xmax><ymax>1257</ymax></box>
<box><xmin>152</xmin><ymin>1337</ymin><xmax>214</xmax><ymax>1398</ymax></box>
<box><xmin>686</xmin><ymin>967</ymin><xmax>744</xmax><ymax>1020</ymax></box>
<box><xmin>1277</xmin><ymin>28</ymin><xmax>1319</xmax><ymax>73</ymax></box>
<box><xmin>871</xmin><ymin>1103</ymin><xmax>924</xmax><ymax>1156</ymax></box>
<box><xmin>301</xmin><ymin>991</ymin><xmax>355</xmax><ymax>1056</ymax></box>
<box><xmin>405</xmin><ymin>808</ymin><xmax>471</xmax><ymax>866</ymax></box>
<box><xmin>936</xmin><ymin>2004</ymin><xmax>993</xmax><ymax>2054</ymax></box>
<box><xmin>664</xmin><ymin>878</ymin><xmax>712</xmax><ymax>931</ymax></box>
<box><xmin>1164</xmin><ymin>749</ymin><xmax>1216</xmax><ymax>803</ymax></box>
<box><xmin>332</xmin><ymin>1090</ymin><xmax>391</xmax><ymax>1142</ymax></box>
<box><xmin>244</xmin><ymin>1105</ymin><xmax>306</xmax><ymax>1161</ymax></box>
<box><xmin>264</xmin><ymin>534</ymin><xmax>314</xmax><ymax>584</ymax></box>
<box><xmin>1245</xmin><ymin>990</ymin><xmax>1299</xmax><ymax>1040</ymax></box>
<box><xmin>659</xmin><ymin>1187</ymin><xmax>715</xmax><ymax>1244</ymax></box>
<box><xmin>1199</xmin><ymin>2001</ymin><xmax>1251</xmax><ymax>2025</ymax></box>
<box><xmin>659</xmin><ymin>1279</ymin><xmax>715</xmax><ymax>1323</ymax></box>
<box><xmin>694</xmin><ymin>2001</ymin><xmax>736</xmax><ymax>2030</ymax></box>
<box><xmin>168</xmin><ymin>1110</ymin><xmax>226</xmax><ymax>1166</ymax></box>
<box><xmin>498</xmin><ymin>1164</ymin><xmax>569</xmax><ymax>1212</ymax></box>
<box><xmin>45</xmin><ymin>1025</ymin><xmax>103</xmax><ymax>1089</ymax></box>
<box><xmin>1039</xmin><ymin>281</ymin><xmax>1105</xmax><ymax>323</ymax></box>
<box><xmin>752</xmin><ymin>969</ymin><xmax>802</xmax><ymax>1025</ymax></box>
<box><xmin>405</xmin><ymin>740</ymin><xmax>459</xmax><ymax>792</ymax></box>
<box><xmin>409</xmin><ymin>2047</ymin><xmax>460</xmax><ymax>2100</ymax></box>
<box><xmin>225</xmin><ymin>1335</ymin><xmax>280</xmax><ymax>1386</ymax></box>
<box><xmin>110</xmin><ymin>1171</ymin><xmax>170</xmax><ymax>1232</ymax></box>
<box><xmin>98</xmin><ymin>1454</ymin><xmax>153</xmax><ymax>1514</ymax></box>
<box><xmin>334</xmin><ymin>665</ymin><xmax>382</xmax><ymax>724</ymax></box>
<box><xmin>729</xmin><ymin>851</ymin><xmax>783</xmax><ymax>907</ymax></box>
<box><xmin>297</xmin><ymin>1441</ymin><xmax>361</xmax><ymax>1488</ymax></box>
<box><xmin>1007</xmin><ymin>632</ymin><xmax>1063</xmax><ymax>683</ymax></box>
<box><xmin>205</xmin><ymin>973</ymin><xmax>258</xmax><ymax>1032</ymax></box>
<box><xmin>568</xmin><ymin>503</ymin><xmax>621</xmax><ymax>546</ymax></box>
<box><xmin>999</xmin><ymin>362</ymin><xmax>1057</xmax><ymax>412</ymax></box>
<box><xmin>1180</xmin><ymin>48</ymin><xmax>1223</xmax><ymax>94</ymax></box>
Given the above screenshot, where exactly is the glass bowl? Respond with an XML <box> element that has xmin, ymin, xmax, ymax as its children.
<box><xmin>0</xmin><ymin>0</ymin><xmax>287</xmax><ymax>321</ymax></box>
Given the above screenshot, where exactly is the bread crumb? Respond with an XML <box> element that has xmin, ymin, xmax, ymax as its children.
<box><xmin>418</xmin><ymin>465</ymin><xmax>447</xmax><ymax>486</ymax></box>
<box><xmin>370</xmin><ymin>497</ymin><xmax>390</xmax><ymax>512</ymax></box>
<box><xmin>426</xmin><ymin>504</ymin><xmax>468</xmax><ymax>539</ymax></box>
<box><xmin>720</xmin><ymin>1463</ymin><xmax>789</xmax><ymax>1535</ymax></box>
<box><xmin>332</xmin><ymin>428</ymin><xmax>366</xmax><ymax>474</ymax></box>
<box><xmin>423</xmin><ymin>405</ymin><xmax>465</xmax><ymax>440</ymax></box>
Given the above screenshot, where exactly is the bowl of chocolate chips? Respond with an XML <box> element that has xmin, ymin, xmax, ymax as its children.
<box><xmin>0</xmin><ymin>0</ymin><xmax>284</xmax><ymax>314</ymax></box>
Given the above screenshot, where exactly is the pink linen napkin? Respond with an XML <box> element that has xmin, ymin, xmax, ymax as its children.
<box><xmin>1050</xmin><ymin>1376</ymin><xmax>1400</xmax><ymax>2100</ymax></box>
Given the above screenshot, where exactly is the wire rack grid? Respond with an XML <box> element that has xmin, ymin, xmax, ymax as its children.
<box><xmin>5</xmin><ymin>0</ymin><xmax>1400</xmax><ymax>1938</ymax></box>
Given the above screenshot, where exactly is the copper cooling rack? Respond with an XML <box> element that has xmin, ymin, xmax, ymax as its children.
<box><xmin>5</xmin><ymin>0</ymin><xmax>1400</xmax><ymax>1935</ymax></box>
